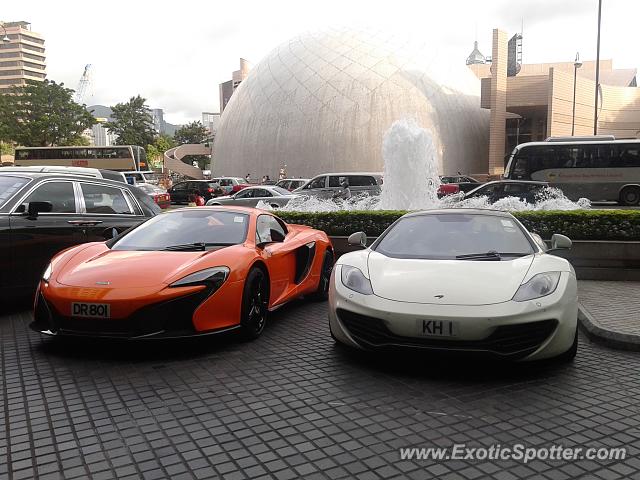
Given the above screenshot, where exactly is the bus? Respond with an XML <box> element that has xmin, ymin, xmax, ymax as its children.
<box><xmin>503</xmin><ymin>136</ymin><xmax>640</xmax><ymax>205</ymax></box>
<box><xmin>13</xmin><ymin>145</ymin><xmax>148</xmax><ymax>172</ymax></box>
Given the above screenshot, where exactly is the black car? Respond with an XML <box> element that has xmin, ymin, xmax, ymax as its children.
<box><xmin>0</xmin><ymin>171</ymin><xmax>160</xmax><ymax>296</ymax></box>
<box><xmin>462</xmin><ymin>180</ymin><xmax>549</xmax><ymax>203</ymax></box>
<box><xmin>167</xmin><ymin>180</ymin><xmax>223</xmax><ymax>204</ymax></box>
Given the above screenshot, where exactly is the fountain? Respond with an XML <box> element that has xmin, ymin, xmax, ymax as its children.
<box><xmin>260</xmin><ymin>119</ymin><xmax>590</xmax><ymax>212</ymax></box>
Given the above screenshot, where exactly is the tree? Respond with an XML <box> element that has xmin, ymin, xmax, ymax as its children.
<box><xmin>0</xmin><ymin>80</ymin><xmax>95</xmax><ymax>146</ymax></box>
<box><xmin>173</xmin><ymin>121</ymin><xmax>208</xmax><ymax>145</ymax></box>
<box><xmin>104</xmin><ymin>95</ymin><xmax>156</xmax><ymax>146</ymax></box>
<box><xmin>146</xmin><ymin>134</ymin><xmax>176</xmax><ymax>169</ymax></box>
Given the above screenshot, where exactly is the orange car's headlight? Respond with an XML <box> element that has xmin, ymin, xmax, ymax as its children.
<box><xmin>169</xmin><ymin>267</ymin><xmax>230</xmax><ymax>290</ymax></box>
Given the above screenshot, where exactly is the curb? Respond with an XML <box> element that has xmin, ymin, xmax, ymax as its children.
<box><xmin>578</xmin><ymin>302</ymin><xmax>640</xmax><ymax>351</ymax></box>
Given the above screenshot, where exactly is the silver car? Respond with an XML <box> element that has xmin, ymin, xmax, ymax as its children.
<box><xmin>205</xmin><ymin>185</ymin><xmax>298</xmax><ymax>208</ymax></box>
<box><xmin>294</xmin><ymin>172</ymin><xmax>383</xmax><ymax>199</ymax></box>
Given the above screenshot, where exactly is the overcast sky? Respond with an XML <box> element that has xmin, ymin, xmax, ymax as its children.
<box><xmin>4</xmin><ymin>0</ymin><xmax>638</xmax><ymax>124</ymax></box>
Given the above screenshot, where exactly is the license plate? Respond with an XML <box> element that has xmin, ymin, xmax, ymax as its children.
<box><xmin>71</xmin><ymin>302</ymin><xmax>110</xmax><ymax>318</ymax></box>
<box><xmin>416</xmin><ymin>319</ymin><xmax>455</xmax><ymax>337</ymax></box>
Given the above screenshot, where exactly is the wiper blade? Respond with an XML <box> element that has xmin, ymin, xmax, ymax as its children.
<box><xmin>162</xmin><ymin>242</ymin><xmax>206</xmax><ymax>251</ymax></box>
<box><xmin>456</xmin><ymin>251</ymin><xmax>501</xmax><ymax>260</ymax></box>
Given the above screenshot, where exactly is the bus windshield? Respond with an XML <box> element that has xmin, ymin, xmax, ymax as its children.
<box><xmin>14</xmin><ymin>146</ymin><xmax>145</xmax><ymax>171</ymax></box>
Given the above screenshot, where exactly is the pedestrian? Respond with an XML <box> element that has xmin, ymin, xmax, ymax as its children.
<box><xmin>261</xmin><ymin>175</ymin><xmax>267</xmax><ymax>183</ymax></box>
<box><xmin>333</xmin><ymin>179</ymin><xmax>351</xmax><ymax>201</ymax></box>
<box><xmin>245</xmin><ymin>173</ymin><xmax>251</xmax><ymax>182</ymax></box>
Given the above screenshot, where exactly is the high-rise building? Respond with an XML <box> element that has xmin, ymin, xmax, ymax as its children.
<box><xmin>202</xmin><ymin>112</ymin><xmax>220</xmax><ymax>139</ymax></box>
<box><xmin>151</xmin><ymin>108</ymin><xmax>165</xmax><ymax>134</ymax></box>
<box><xmin>0</xmin><ymin>21</ymin><xmax>46</xmax><ymax>90</ymax></box>
<box><xmin>219</xmin><ymin>58</ymin><xmax>251</xmax><ymax>112</ymax></box>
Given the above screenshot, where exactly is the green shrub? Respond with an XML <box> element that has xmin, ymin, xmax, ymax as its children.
<box><xmin>277</xmin><ymin>210</ymin><xmax>640</xmax><ymax>241</ymax></box>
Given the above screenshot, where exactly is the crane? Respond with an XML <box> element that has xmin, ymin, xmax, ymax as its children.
<box><xmin>74</xmin><ymin>64</ymin><xmax>92</xmax><ymax>104</ymax></box>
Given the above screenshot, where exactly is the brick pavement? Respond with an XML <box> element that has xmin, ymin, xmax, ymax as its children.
<box><xmin>1</xmin><ymin>300</ymin><xmax>639</xmax><ymax>479</ymax></box>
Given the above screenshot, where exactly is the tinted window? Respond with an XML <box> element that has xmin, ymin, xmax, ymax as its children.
<box><xmin>252</xmin><ymin>189</ymin><xmax>272</xmax><ymax>197</ymax></box>
<box><xmin>173</xmin><ymin>182</ymin><xmax>189</xmax><ymax>191</ymax></box>
<box><xmin>348</xmin><ymin>175</ymin><xmax>377</xmax><ymax>186</ymax></box>
<box><xmin>0</xmin><ymin>176</ymin><xmax>30</xmax><ymax>208</ymax></box>
<box><xmin>81</xmin><ymin>183</ymin><xmax>132</xmax><ymax>214</ymax></box>
<box><xmin>23</xmin><ymin>181</ymin><xmax>76</xmax><ymax>213</ymax></box>
<box><xmin>235</xmin><ymin>189</ymin><xmax>254</xmax><ymax>199</ymax></box>
<box><xmin>374</xmin><ymin>214</ymin><xmax>533</xmax><ymax>260</ymax></box>
<box><xmin>256</xmin><ymin>215</ymin><xmax>287</xmax><ymax>244</ymax></box>
<box><xmin>305</xmin><ymin>176</ymin><xmax>326</xmax><ymax>189</ymax></box>
<box><xmin>112</xmin><ymin>210</ymin><xmax>249</xmax><ymax>250</ymax></box>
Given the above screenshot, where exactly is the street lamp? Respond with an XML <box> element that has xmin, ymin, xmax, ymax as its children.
<box><xmin>593</xmin><ymin>0</ymin><xmax>603</xmax><ymax>135</ymax></box>
<box><xmin>0</xmin><ymin>23</ymin><xmax>10</xmax><ymax>43</ymax></box>
<box><xmin>571</xmin><ymin>52</ymin><xmax>582</xmax><ymax>136</ymax></box>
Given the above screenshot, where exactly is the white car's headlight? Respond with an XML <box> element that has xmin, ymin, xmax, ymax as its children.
<box><xmin>42</xmin><ymin>263</ymin><xmax>53</xmax><ymax>283</ymax></box>
<box><xmin>170</xmin><ymin>267</ymin><xmax>230</xmax><ymax>289</ymax></box>
<box><xmin>513</xmin><ymin>272</ymin><xmax>561</xmax><ymax>302</ymax></box>
<box><xmin>341</xmin><ymin>265</ymin><xmax>373</xmax><ymax>295</ymax></box>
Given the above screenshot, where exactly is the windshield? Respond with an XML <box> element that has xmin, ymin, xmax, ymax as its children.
<box><xmin>0</xmin><ymin>176</ymin><xmax>30</xmax><ymax>208</ymax></box>
<box><xmin>112</xmin><ymin>210</ymin><xmax>249</xmax><ymax>251</ymax></box>
<box><xmin>373</xmin><ymin>214</ymin><xmax>534</xmax><ymax>260</ymax></box>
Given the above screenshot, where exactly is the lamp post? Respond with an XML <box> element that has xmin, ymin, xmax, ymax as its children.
<box><xmin>593</xmin><ymin>0</ymin><xmax>602</xmax><ymax>135</ymax></box>
<box><xmin>571</xmin><ymin>52</ymin><xmax>582</xmax><ymax>136</ymax></box>
<box><xmin>0</xmin><ymin>23</ymin><xmax>10</xmax><ymax>43</ymax></box>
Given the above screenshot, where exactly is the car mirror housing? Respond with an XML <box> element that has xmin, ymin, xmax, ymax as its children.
<box><xmin>550</xmin><ymin>233</ymin><xmax>572</xmax><ymax>250</ymax></box>
<box><xmin>25</xmin><ymin>201</ymin><xmax>53</xmax><ymax>218</ymax></box>
<box><xmin>348</xmin><ymin>231</ymin><xmax>367</xmax><ymax>247</ymax></box>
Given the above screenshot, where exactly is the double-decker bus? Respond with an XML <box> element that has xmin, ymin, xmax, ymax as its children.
<box><xmin>503</xmin><ymin>136</ymin><xmax>640</xmax><ymax>205</ymax></box>
<box><xmin>13</xmin><ymin>145</ymin><xmax>147</xmax><ymax>172</ymax></box>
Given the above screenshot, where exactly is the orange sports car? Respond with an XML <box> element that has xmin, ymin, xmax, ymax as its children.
<box><xmin>32</xmin><ymin>207</ymin><xmax>334</xmax><ymax>340</ymax></box>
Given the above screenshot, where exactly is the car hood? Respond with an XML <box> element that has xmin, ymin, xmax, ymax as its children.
<box><xmin>56</xmin><ymin>243</ymin><xmax>234</xmax><ymax>288</ymax></box>
<box><xmin>367</xmin><ymin>250</ymin><xmax>535</xmax><ymax>305</ymax></box>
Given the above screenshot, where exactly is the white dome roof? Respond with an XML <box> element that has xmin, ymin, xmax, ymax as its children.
<box><xmin>213</xmin><ymin>28</ymin><xmax>489</xmax><ymax>177</ymax></box>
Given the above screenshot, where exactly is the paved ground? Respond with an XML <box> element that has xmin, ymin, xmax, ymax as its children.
<box><xmin>1</xmin><ymin>300</ymin><xmax>640</xmax><ymax>480</ymax></box>
<box><xmin>579</xmin><ymin>281</ymin><xmax>640</xmax><ymax>349</ymax></box>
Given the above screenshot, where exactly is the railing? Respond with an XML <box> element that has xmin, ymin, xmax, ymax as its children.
<box><xmin>163</xmin><ymin>144</ymin><xmax>210</xmax><ymax>179</ymax></box>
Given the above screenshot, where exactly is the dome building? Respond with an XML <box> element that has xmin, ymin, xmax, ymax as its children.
<box><xmin>213</xmin><ymin>29</ymin><xmax>489</xmax><ymax>178</ymax></box>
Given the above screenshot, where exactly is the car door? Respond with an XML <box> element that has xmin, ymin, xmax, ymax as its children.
<box><xmin>169</xmin><ymin>182</ymin><xmax>189</xmax><ymax>204</ymax></box>
<box><xmin>256</xmin><ymin>214</ymin><xmax>299</xmax><ymax>305</ymax></box>
<box><xmin>9</xmin><ymin>180</ymin><xmax>85</xmax><ymax>290</ymax></box>
<box><xmin>300</xmin><ymin>175</ymin><xmax>328</xmax><ymax>198</ymax></box>
<box><xmin>77</xmin><ymin>181</ymin><xmax>148</xmax><ymax>242</ymax></box>
<box><xmin>249</xmin><ymin>188</ymin><xmax>273</xmax><ymax>207</ymax></box>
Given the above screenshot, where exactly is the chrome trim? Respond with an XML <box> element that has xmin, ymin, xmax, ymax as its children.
<box><xmin>9</xmin><ymin>178</ymin><xmax>78</xmax><ymax>214</ymax></box>
<box><xmin>73</xmin><ymin>181</ymin><xmax>86</xmax><ymax>213</ymax></box>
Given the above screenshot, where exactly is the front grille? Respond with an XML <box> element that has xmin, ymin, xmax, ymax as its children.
<box><xmin>337</xmin><ymin>309</ymin><xmax>557</xmax><ymax>359</ymax></box>
<box><xmin>34</xmin><ymin>288</ymin><xmax>213</xmax><ymax>338</ymax></box>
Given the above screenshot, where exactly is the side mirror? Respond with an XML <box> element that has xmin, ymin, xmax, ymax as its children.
<box><xmin>25</xmin><ymin>201</ymin><xmax>53</xmax><ymax>218</ymax></box>
<box><xmin>102</xmin><ymin>227</ymin><xmax>119</xmax><ymax>240</ymax></box>
<box><xmin>550</xmin><ymin>233</ymin><xmax>572</xmax><ymax>251</ymax></box>
<box><xmin>348</xmin><ymin>231</ymin><xmax>367</xmax><ymax>248</ymax></box>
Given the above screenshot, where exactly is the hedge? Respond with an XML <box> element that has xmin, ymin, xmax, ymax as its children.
<box><xmin>277</xmin><ymin>210</ymin><xmax>640</xmax><ymax>241</ymax></box>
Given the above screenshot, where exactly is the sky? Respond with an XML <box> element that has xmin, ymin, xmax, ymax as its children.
<box><xmin>4</xmin><ymin>0</ymin><xmax>638</xmax><ymax>125</ymax></box>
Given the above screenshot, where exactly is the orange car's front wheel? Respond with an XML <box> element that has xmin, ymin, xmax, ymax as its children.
<box><xmin>240</xmin><ymin>267</ymin><xmax>269</xmax><ymax>340</ymax></box>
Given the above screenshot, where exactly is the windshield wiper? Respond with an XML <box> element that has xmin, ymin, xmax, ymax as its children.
<box><xmin>456</xmin><ymin>251</ymin><xmax>501</xmax><ymax>261</ymax></box>
<box><xmin>162</xmin><ymin>242</ymin><xmax>206</xmax><ymax>251</ymax></box>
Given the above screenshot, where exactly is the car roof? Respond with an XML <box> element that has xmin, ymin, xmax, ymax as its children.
<box><xmin>482</xmin><ymin>180</ymin><xmax>548</xmax><ymax>185</ymax></box>
<box><xmin>403</xmin><ymin>208</ymin><xmax>515</xmax><ymax>218</ymax></box>
<box><xmin>171</xmin><ymin>206</ymin><xmax>277</xmax><ymax>216</ymax></box>
<box><xmin>278</xmin><ymin>178</ymin><xmax>309</xmax><ymax>181</ymax></box>
<box><xmin>313</xmin><ymin>172</ymin><xmax>382</xmax><ymax>176</ymax></box>
<box><xmin>0</xmin><ymin>170</ymin><xmax>137</xmax><ymax>188</ymax></box>
<box><xmin>1</xmin><ymin>166</ymin><xmax>103</xmax><ymax>177</ymax></box>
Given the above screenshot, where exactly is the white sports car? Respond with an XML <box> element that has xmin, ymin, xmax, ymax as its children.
<box><xmin>328</xmin><ymin>209</ymin><xmax>578</xmax><ymax>361</ymax></box>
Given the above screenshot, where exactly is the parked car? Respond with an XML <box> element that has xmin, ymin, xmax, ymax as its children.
<box><xmin>206</xmin><ymin>185</ymin><xmax>299</xmax><ymax>208</ymax></box>
<box><xmin>211</xmin><ymin>177</ymin><xmax>250</xmax><ymax>195</ymax></box>
<box><xmin>329</xmin><ymin>209</ymin><xmax>577</xmax><ymax>362</ymax></box>
<box><xmin>1</xmin><ymin>166</ymin><xmax>128</xmax><ymax>183</ymax></box>
<box><xmin>460</xmin><ymin>180</ymin><xmax>550</xmax><ymax>203</ymax></box>
<box><xmin>0</xmin><ymin>171</ymin><xmax>159</xmax><ymax>296</ymax></box>
<box><xmin>137</xmin><ymin>183</ymin><xmax>171</xmax><ymax>209</ymax></box>
<box><xmin>123</xmin><ymin>170</ymin><xmax>160</xmax><ymax>185</ymax></box>
<box><xmin>437</xmin><ymin>175</ymin><xmax>482</xmax><ymax>197</ymax></box>
<box><xmin>31</xmin><ymin>207</ymin><xmax>334</xmax><ymax>340</ymax></box>
<box><xmin>168</xmin><ymin>180</ymin><xmax>223</xmax><ymax>204</ymax></box>
<box><xmin>294</xmin><ymin>172</ymin><xmax>383</xmax><ymax>199</ymax></box>
<box><xmin>276</xmin><ymin>178</ymin><xmax>309</xmax><ymax>191</ymax></box>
